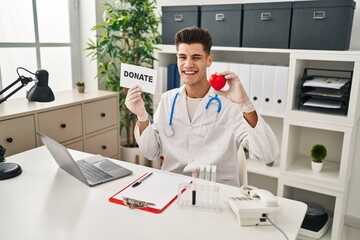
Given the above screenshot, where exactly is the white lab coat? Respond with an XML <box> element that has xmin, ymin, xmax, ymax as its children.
<box><xmin>135</xmin><ymin>85</ymin><xmax>279</xmax><ymax>187</ymax></box>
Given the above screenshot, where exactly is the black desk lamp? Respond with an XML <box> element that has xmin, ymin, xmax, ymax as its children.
<box><xmin>0</xmin><ymin>67</ymin><xmax>55</xmax><ymax>180</ymax></box>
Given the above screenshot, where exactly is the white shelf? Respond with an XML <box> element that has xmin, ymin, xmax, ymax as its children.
<box><xmin>284</xmin><ymin>157</ymin><xmax>342</xmax><ymax>192</ymax></box>
<box><xmin>154</xmin><ymin>44</ymin><xmax>360</xmax><ymax>240</ymax></box>
<box><xmin>246</xmin><ymin>158</ymin><xmax>280</xmax><ymax>178</ymax></box>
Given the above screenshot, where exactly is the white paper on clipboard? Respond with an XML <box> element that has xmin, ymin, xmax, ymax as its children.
<box><xmin>112</xmin><ymin>172</ymin><xmax>191</xmax><ymax>211</ymax></box>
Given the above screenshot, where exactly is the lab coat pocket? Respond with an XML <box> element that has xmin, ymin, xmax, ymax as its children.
<box><xmin>204</xmin><ymin>125</ymin><xmax>227</xmax><ymax>152</ymax></box>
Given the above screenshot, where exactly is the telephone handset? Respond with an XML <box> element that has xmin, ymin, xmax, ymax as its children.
<box><xmin>227</xmin><ymin>185</ymin><xmax>281</xmax><ymax>226</ymax></box>
<box><xmin>240</xmin><ymin>185</ymin><xmax>278</xmax><ymax>207</ymax></box>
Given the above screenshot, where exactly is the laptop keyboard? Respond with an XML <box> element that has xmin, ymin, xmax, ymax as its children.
<box><xmin>77</xmin><ymin>160</ymin><xmax>113</xmax><ymax>183</ymax></box>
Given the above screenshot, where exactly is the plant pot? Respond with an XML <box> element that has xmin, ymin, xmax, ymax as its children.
<box><xmin>311</xmin><ymin>161</ymin><xmax>323</xmax><ymax>173</ymax></box>
<box><xmin>77</xmin><ymin>86</ymin><xmax>85</xmax><ymax>93</ymax></box>
<box><xmin>120</xmin><ymin>144</ymin><xmax>146</xmax><ymax>165</ymax></box>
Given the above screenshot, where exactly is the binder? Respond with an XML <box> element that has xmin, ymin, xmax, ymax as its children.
<box><xmin>250</xmin><ymin>64</ymin><xmax>263</xmax><ymax>110</ymax></box>
<box><xmin>228</xmin><ymin>63</ymin><xmax>251</xmax><ymax>95</ymax></box>
<box><xmin>109</xmin><ymin>171</ymin><xmax>191</xmax><ymax>214</ymax></box>
<box><xmin>167</xmin><ymin>64</ymin><xmax>180</xmax><ymax>90</ymax></box>
<box><xmin>274</xmin><ymin>66</ymin><xmax>289</xmax><ymax>114</ymax></box>
<box><xmin>209</xmin><ymin>61</ymin><xmax>229</xmax><ymax>74</ymax></box>
<box><xmin>175</xmin><ymin>66</ymin><xmax>181</xmax><ymax>87</ymax></box>
<box><xmin>261</xmin><ymin>65</ymin><xmax>276</xmax><ymax>113</ymax></box>
<box><xmin>239</xmin><ymin>63</ymin><xmax>252</xmax><ymax>95</ymax></box>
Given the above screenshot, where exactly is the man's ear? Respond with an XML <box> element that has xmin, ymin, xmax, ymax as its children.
<box><xmin>207</xmin><ymin>54</ymin><xmax>213</xmax><ymax>67</ymax></box>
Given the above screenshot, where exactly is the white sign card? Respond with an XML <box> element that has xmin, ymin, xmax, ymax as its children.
<box><xmin>120</xmin><ymin>63</ymin><xmax>157</xmax><ymax>94</ymax></box>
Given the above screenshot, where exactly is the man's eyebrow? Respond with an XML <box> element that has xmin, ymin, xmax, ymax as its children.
<box><xmin>177</xmin><ymin>53</ymin><xmax>204</xmax><ymax>57</ymax></box>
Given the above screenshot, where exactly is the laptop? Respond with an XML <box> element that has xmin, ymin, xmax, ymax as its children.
<box><xmin>37</xmin><ymin>131</ymin><xmax>132</xmax><ymax>187</ymax></box>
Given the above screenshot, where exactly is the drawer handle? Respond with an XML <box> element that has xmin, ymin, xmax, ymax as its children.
<box><xmin>102</xmin><ymin>145</ymin><xmax>107</xmax><ymax>150</ymax></box>
<box><xmin>253</xmin><ymin>96</ymin><xmax>258</xmax><ymax>101</ymax></box>
<box><xmin>265</xmin><ymin>98</ymin><xmax>270</xmax><ymax>102</ymax></box>
<box><xmin>215</xmin><ymin>13</ymin><xmax>225</xmax><ymax>21</ymax></box>
<box><xmin>261</xmin><ymin>12</ymin><xmax>272</xmax><ymax>21</ymax></box>
<box><xmin>101</xmin><ymin>112</ymin><xmax>106</xmax><ymax>117</ymax></box>
<box><xmin>313</xmin><ymin>11</ymin><xmax>325</xmax><ymax>20</ymax></box>
<box><xmin>277</xmin><ymin>99</ymin><xmax>282</xmax><ymax>104</ymax></box>
<box><xmin>174</xmin><ymin>14</ymin><xmax>183</xmax><ymax>22</ymax></box>
<box><xmin>60</xmin><ymin>123</ymin><xmax>67</xmax><ymax>129</ymax></box>
<box><xmin>6</xmin><ymin>137</ymin><xmax>13</xmax><ymax>143</ymax></box>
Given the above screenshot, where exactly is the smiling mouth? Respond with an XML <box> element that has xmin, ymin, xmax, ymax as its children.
<box><xmin>183</xmin><ymin>70</ymin><xmax>197</xmax><ymax>76</ymax></box>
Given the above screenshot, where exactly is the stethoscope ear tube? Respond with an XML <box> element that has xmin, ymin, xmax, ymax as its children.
<box><xmin>165</xmin><ymin>91</ymin><xmax>222</xmax><ymax>138</ymax></box>
<box><xmin>205</xmin><ymin>94</ymin><xmax>222</xmax><ymax>113</ymax></box>
<box><xmin>165</xmin><ymin>92</ymin><xmax>179</xmax><ymax>137</ymax></box>
<box><xmin>169</xmin><ymin>92</ymin><xmax>180</xmax><ymax>126</ymax></box>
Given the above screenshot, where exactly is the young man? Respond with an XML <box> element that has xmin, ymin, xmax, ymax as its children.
<box><xmin>125</xmin><ymin>26</ymin><xmax>278</xmax><ymax>187</ymax></box>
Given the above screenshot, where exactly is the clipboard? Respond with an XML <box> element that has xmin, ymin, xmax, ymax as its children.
<box><xmin>109</xmin><ymin>171</ymin><xmax>191</xmax><ymax>214</ymax></box>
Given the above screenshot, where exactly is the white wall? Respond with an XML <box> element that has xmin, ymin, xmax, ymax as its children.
<box><xmin>79</xmin><ymin>0</ymin><xmax>98</xmax><ymax>91</ymax></box>
<box><xmin>81</xmin><ymin>0</ymin><xmax>360</xmax><ymax>224</ymax></box>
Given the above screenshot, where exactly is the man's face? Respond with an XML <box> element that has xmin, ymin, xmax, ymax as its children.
<box><xmin>177</xmin><ymin>43</ymin><xmax>212</xmax><ymax>86</ymax></box>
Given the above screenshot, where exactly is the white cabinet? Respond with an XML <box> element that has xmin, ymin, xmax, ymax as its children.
<box><xmin>154</xmin><ymin>44</ymin><xmax>360</xmax><ymax>240</ymax></box>
<box><xmin>38</xmin><ymin>105</ymin><xmax>83</xmax><ymax>143</ymax></box>
<box><xmin>0</xmin><ymin>89</ymin><xmax>120</xmax><ymax>159</ymax></box>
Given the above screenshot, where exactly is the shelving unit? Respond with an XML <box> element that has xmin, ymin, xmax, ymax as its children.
<box><xmin>154</xmin><ymin>44</ymin><xmax>360</xmax><ymax>240</ymax></box>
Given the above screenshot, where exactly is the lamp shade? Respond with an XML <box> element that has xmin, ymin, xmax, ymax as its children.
<box><xmin>26</xmin><ymin>69</ymin><xmax>55</xmax><ymax>102</ymax></box>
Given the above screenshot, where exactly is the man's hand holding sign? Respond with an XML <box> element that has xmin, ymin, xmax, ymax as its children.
<box><xmin>122</xmin><ymin>63</ymin><xmax>157</xmax><ymax>123</ymax></box>
<box><xmin>120</xmin><ymin>63</ymin><xmax>157</xmax><ymax>94</ymax></box>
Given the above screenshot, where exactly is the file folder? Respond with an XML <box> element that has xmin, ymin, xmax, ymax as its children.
<box><xmin>274</xmin><ymin>66</ymin><xmax>289</xmax><ymax>114</ymax></box>
<box><xmin>167</xmin><ymin>64</ymin><xmax>180</xmax><ymax>90</ymax></box>
<box><xmin>262</xmin><ymin>65</ymin><xmax>276</xmax><ymax>113</ymax></box>
<box><xmin>250</xmin><ymin>64</ymin><xmax>263</xmax><ymax>110</ymax></box>
<box><xmin>229</xmin><ymin>63</ymin><xmax>251</xmax><ymax>95</ymax></box>
<box><xmin>209</xmin><ymin>61</ymin><xmax>230</xmax><ymax>74</ymax></box>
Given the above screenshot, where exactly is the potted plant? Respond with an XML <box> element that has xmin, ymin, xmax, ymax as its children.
<box><xmin>310</xmin><ymin>144</ymin><xmax>327</xmax><ymax>173</ymax></box>
<box><xmin>75</xmin><ymin>81</ymin><xmax>85</xmax><ymax>93</ymax></box>
<box><xmin>85</xmin><ymin>0</ymin><xmax>161</xmax><ymax>164</ymax></box>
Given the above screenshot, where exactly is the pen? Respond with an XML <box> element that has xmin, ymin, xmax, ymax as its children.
<box><xmin>132</xmin><ymin>172</ymin><xmax>153</xmax><ymax>187</ymax></box>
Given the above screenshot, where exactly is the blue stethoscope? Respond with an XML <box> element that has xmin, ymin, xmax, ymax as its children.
<box><xmin>164</xmin><ymin>91</ymin><xmax>222</xmax><ymax>138</ymax></box>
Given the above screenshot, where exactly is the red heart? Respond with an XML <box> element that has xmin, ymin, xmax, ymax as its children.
<box><xmin>209</xmin><ymin>74</ymin><xmax>226</xmax><ymax>91</ymax></box>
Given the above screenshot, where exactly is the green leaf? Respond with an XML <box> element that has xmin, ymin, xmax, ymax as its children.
<box><xmin>85</xmin><ymin>0</ymin><xmax>161</xmax><ymax>147</ymax></box>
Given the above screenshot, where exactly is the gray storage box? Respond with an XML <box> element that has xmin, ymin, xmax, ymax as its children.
<box><xmin>162</xmin><ymin>5</ymin><xmax>200</xmax><ymax>45</ymax></box>
<box><xmin>201</xmin><ymin>4</ymin><xmax>243</xmax><ymax>47</ymax></box>
<box><xmin>290</xmin><ymin>0</ymin><xmax>356</xmax><ymax>50</ymax></box>
<box><xmin>242</xmin><ymin>2</ymin><xmax>292</xmax><ymax>49</ymax></box>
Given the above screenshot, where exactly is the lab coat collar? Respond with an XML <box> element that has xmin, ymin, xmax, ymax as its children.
<box><xmin>178</xmin><ymin>85</ymin><xmax>218</xmax><ymax>123</ymax></box>
<box><xmin>178</xmin><ymin>84</ymin><xmax>216</xmax><ymax>99</ymax></box>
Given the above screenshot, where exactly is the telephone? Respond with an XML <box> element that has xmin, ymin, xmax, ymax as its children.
<box><xmin>227</xmin><ymin>185</ymin><xmax>281</xmax><ymax>226</ymax></box>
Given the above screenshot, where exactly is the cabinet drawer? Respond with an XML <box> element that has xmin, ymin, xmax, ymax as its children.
<box><xmin>84</xmin><ymin>128</ymin><xmax>119</xmax><ymax>158</ymax></box>
<box><xmin>38</xmin><ymin>105</ymin><xmax>83</xmax><ymax>143</ymax></box>
<box><xmin>0</xmin><ymin>115</ymin><xmax>36</xmax><ymax>156</ymax></box>
<box><xmin>84</xmin><ymin>97</ymin><xmax>118</xmax><ymax>134</ymax></box>
<box><xmin>65</xmin><ymin>140</ymin><xmax>84</xmax><ymax>152</ymax></box>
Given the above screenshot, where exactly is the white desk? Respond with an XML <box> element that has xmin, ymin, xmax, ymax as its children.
<box><xmin>0</xmin><ymin>147</ymin><xmax>307</xmax><ymax>240</ymax></box>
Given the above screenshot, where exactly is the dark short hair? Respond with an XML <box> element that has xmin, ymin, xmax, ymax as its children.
<box><xmin>175</xmin><ymin>26</ymin><xmax>212</xmax><ymax>54</ymax></box>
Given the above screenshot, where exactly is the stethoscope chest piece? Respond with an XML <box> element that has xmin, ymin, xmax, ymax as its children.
<box><xmin>165</xmin><ymin>125</ymin><xmax>174</xmax><ymax>137</ymax></box>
